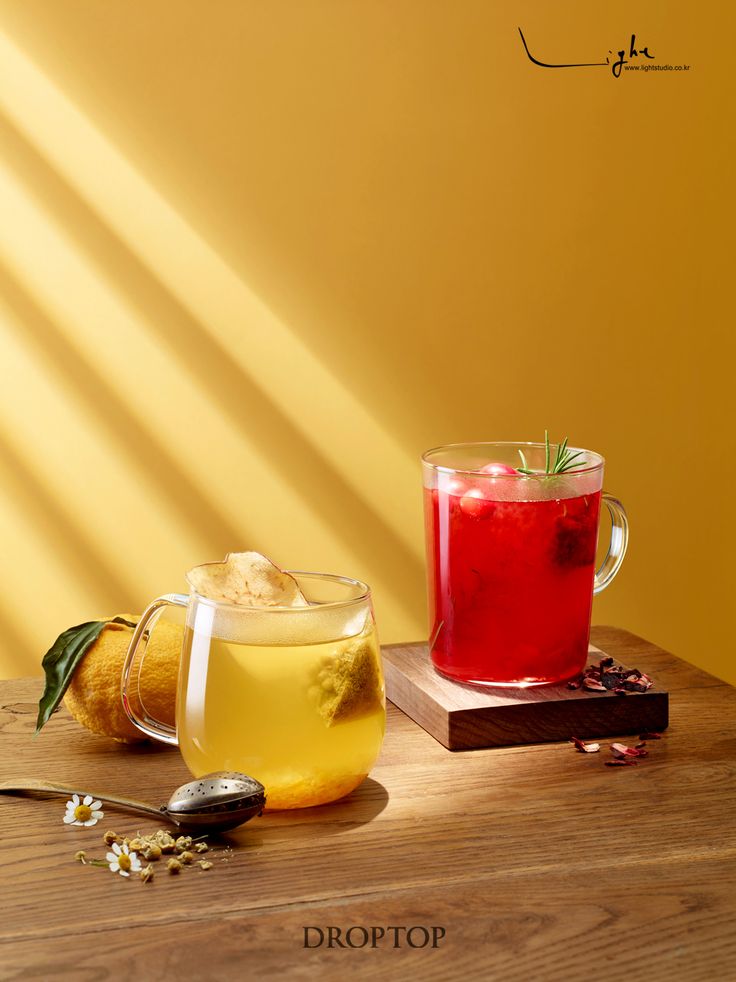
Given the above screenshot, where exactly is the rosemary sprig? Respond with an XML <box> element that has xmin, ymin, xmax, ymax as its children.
<box><xmin>518</xmin><ymin>431</ymin><xmax>585</xmax><ymax>476</ymax></box>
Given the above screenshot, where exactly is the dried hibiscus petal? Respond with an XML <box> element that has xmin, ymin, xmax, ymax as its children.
<box><xmin>570</xmin><ymin>736</ymin><xmax>600</xmax><ymax>753</ymax></box>
<box><xmin>624</xmin><ymin>677</ymin><xmax>652</xmax><ymax>693</ymax></box>
<box><xmin>582</xmin><ymin>677</ymin><xmax>606</xmax><ymax>692</ymax></box>
<box><xmin>611</xmin><ymin>742</ymin><xmax>648</xmax><ymax>758</ymax></box>
<box><xmin>577</xmin><ymin>658</ymin><xmax>655</xmax><ymax>697</ymax></box>
<box><xmin>566</xmin><ymin>677</ymin><xmax>583</xmax><ymax>690</ymax></box>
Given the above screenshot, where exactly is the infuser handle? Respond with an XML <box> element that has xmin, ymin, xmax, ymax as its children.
<box><xmin>0</xmin><ymin>779</ymin><xmax>165</xmax><ymax>818</ymax></box>
<box><xmin>121</xmin><ymin>594</ymin><xmax>188</xmax><ymax>745</ymax></box>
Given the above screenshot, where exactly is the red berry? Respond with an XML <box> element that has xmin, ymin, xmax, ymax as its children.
<box><xmin>459</xmin><ymin>489</ymin><xmax>486</xmax><ymax>517</ymax></box>
<box><xmin>447</xmin><ymin>478</ymin><xmax>467</xmax><ymax>496</ymax></box>
<box><xmin>480</xmin><ymin>462</ymin><xmax>519</xmax><ymax>476</ymax></box>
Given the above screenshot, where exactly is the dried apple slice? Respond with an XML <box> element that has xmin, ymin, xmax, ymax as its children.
<box><xmin>186</xmin><ymin>551</ymin><xmax>308</xmax><ymax>607</ymax></box>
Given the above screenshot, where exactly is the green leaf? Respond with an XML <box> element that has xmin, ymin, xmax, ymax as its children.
<box><xmin>35</xmin><ymin>616</ymin><xmax>135</xmax><ymax>734</ymax></box>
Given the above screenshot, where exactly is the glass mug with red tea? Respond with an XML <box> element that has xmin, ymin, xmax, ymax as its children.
<box><xmin>122</xmin><ymin>553</ymin><xmax>385</xmax><ymax>809</ymax></box>
<box><xmin>422</xmin><ymin>438</ymin><xmax>628</xmax><ymax>686</ymax></box>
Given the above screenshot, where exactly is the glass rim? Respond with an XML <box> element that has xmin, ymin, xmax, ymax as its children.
<box><xmin>421</xmin><ymin>441</ymin><xmax>605</xmax><ymax>477</ymax></box>
<box><xmin>184</xmin><ymin>569</ymin><xmax>372</xmax><ymax>612</ymax></box>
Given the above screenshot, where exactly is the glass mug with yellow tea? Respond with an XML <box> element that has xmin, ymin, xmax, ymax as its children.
<box><xmin>122</xmin><ymin>568</ymin><xmax>385</xmax><ymax>809</ymax></box>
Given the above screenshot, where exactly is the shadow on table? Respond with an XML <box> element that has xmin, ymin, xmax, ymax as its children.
<box><xmin>223</xmin><ymin>777</ymin><xmax>389</xmax><ymax>847</ymax></box>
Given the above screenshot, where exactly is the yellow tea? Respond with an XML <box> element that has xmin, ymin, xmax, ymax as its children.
<box><xmin>176</xmin><ymin>619</ymin><xmax>385</xmax><ymax>809</ymax></box>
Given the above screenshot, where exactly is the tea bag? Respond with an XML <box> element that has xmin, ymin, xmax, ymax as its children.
<box><xmin>311</xmin><ymin>621</ymin><xmax>384</xmax><ymax>726</ymax></box>
<box><xmin>186</xmin><ymin>552</ymin><xmax>308</xmax><ymax>607</ymax></box>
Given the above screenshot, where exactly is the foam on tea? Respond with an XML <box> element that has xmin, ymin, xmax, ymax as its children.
<box><xmin>433</xmin><ymin>450</ymin><xmax>602</xmax><ymax>502</ymax></box>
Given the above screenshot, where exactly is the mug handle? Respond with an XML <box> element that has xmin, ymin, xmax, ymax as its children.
<box><xmin>121</xmin><ymin>593</ymin><xmax>188</xmax><ymax>745</ymax></box>
<box><xmin>593</xmin><ymin>494</ymin><xmax>629</xmax><ymax>596</ymax></box>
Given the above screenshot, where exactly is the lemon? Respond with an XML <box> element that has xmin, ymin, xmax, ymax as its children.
<box><xmin>63</xmin><ymin>615</ymin><xmax>182</xmax><ymax>743</ymax></box>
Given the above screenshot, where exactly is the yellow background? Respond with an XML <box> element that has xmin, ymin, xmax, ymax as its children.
<box><xmin>0</xmin><ymin>2</ymin><xmax>733</xmax><ymax>682</ymax></box>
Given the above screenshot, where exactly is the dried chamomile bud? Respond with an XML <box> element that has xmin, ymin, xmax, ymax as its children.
<box><xmin>143</xmin><ymin>843</ymin><xmax>162</xmax><ymax>861</ymax></box>
<box><xmin>140</xmin><ymin>865</ymin><xmax>154</xmax><ymax>884</ymax></box>
<box><xmin>167</xmin><ymin>858</ymin><xmax>182</xmax><ymax>874</ymax></box>
<box><xmin>198</xmin><ymin>860</ymin><xmax>213</xmax><ymax>871</ymax></box>
<box><xmin>174</xmin><ymin>835</ymin><xmax>192</xmax><ymax>852</ymax></box>
<box><xmin>158</xmin><ymin>832</ymin><xmax>177</xmax><ymax>853</ymax></box>
<box><xmin>194</xmin><ymin>842</ymin><xmax>209</xmax><ymax>853</ymax></box>
<box><xmin>102</xmin><ymin>830</ymin><xmax>118</xmax><ymax>846</ymax></box>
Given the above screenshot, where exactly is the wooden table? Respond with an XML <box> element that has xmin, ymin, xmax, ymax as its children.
<box><xmin>1</xmin><ymin>627</ymin><xmax>734</xmax><ymax>981</ymax></box>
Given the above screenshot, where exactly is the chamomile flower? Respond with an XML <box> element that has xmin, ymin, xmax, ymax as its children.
<box><xmin>63</xmin><ymin>794</ymin><xmax>104</xmax><ymax>827</ymax></box>
<box><xmin>106</xmin><ymin>841</ymin><xmax>142</xmax><ymax>877</ymax></box>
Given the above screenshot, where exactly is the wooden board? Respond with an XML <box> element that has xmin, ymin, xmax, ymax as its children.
<box><xmin>382</xmin><ymin>641</ymin><xmax>669</xmax><ymax>750</ymax></box>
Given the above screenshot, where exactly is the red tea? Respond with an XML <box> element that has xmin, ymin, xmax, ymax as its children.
<box><xmin>424</xmin><ymin>480</ymin><xmax>601</xmax><ymax>686</ymax></box>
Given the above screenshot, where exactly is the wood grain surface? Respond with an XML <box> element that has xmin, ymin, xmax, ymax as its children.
<box><xmin>383</xmin><ymin>642</ymin><xmax>669</xmax><ymax>749</ymax></box>
<box><xmin>1</xmin><ymin>627</ymin><xmax>734</xmax><ymax>982</ymax></box>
